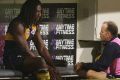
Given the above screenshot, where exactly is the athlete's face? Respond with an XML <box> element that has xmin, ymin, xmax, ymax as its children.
<box><xmin>34</xmin><ymin>5</ymin><xmax>42</xmax><ymax>21</ymax></box>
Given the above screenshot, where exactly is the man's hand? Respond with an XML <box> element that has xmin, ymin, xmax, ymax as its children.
<box><xmin>74</xmin><ymin>62</ymin><xmax>83</xmax><ymax>72</ymax></box>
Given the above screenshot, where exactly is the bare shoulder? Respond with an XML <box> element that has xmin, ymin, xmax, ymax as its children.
<box><xmin>8</xmin><ymin>18</ymin><xmax>24</xmax><ymax>35</ymax></box>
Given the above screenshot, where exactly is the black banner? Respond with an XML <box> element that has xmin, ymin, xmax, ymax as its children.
<box><xmin>0</xmin><ymin>3</ymin><xmax>77</xmax><ymax>66</ymax></box>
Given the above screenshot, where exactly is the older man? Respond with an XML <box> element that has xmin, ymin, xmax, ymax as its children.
<box><xmin>74</xmin><ymin>21</ymin><xmax>120</xmax><ymax>79</ymax></box>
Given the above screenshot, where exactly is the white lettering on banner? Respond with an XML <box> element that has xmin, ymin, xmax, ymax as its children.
<box><xmin>55</xmin><ymin>55</ymin><xmax>74</xmax><ymax>65</ymax></box>
<box><xmin>4</xmin><ymin>8</ymin><xmax>20</xmax><ymax>20</ymax></box>
<box><xmin>56</xmin><ymin>8</ymin><xmax>75</xmax><ymax>18</ymax></box>
<box><xmin>42</xmin><ymin>8</ymin><xmax>49</xmax><ymax>19</ymax></box>
<box><xmin>56</xmin><ymin>39</ymin><xmax>74</xmax><ymax>49</ymax></box>
<box><xmin>30</xmin><ymin>40</ymin><xmax>36</xmax><ymax>51</ymax></box>
<box><xmin>55</xmin><ymin>24</ymin><xmax>75</xmax><ymax>35</ymax></box>
<box><xmin>39</xmin><ymin>24</ymin><xmax>49</xmax><ymax>35</ymax></box>
<box><xmin>4</xmin><ymin>25</ymin><xmax>8</xmax><ymax>35</ymax></box>
<box><xmin>29</xmin><ymin>40</ymin><xmax>48</xmax><ymax>50</ymax></box>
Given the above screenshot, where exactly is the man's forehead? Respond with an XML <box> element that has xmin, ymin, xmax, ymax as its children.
<box><xmin>102</xmin><ymin>23</ymin><xmax>108</xmax><ymax>29</ymax></box>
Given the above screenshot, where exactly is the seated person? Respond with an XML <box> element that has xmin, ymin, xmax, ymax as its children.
<box><xmin>74</xmin><ymin>21</ymin><xmax>120</xmax><ymax>79</ymax></box>
<box><xmin>3</xmin><ymin>0</ymin><xmax>59</xmax><ymax>80</ymax></box>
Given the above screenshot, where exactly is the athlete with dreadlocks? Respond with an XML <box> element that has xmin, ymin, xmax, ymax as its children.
<box><xmin>3</xmin><ymin>0</ymin><xmax>59</xmax><ymax>79</ymax></box>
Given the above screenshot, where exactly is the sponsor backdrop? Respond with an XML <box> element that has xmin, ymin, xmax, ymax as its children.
<box><xmin>0</xmin><ymin>3</ymin><xmax>77</xmax><ymax>66</ymax></box>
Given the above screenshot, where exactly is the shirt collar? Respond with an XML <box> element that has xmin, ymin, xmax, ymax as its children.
<box><xmin>103</xmin><ymin>36</ymin><xmax>117</xmax><ymax>46</ymax></box>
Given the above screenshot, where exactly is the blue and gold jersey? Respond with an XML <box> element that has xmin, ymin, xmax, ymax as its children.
<box><xmin>5</xmin><ymin>25</ymin><xmax>37</xmax><ymax>41</ymax></box>
<box><xmin>5</xmin><ymin>25</ymin><xmax>38</xmax><ymax>54</ymax></box>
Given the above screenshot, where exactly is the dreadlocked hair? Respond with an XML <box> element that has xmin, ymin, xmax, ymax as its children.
<box><xmin>18</xmin><ymin>0</ymin><xmax>42</xmax><ymax>27</ymax></box>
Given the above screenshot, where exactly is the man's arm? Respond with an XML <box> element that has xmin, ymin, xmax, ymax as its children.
<box><xmin>33</xmin><ymin>26</ymin><xmax>55</xmax><ymax>67</ymax></box>
<box><xmin>77</xmin><ymin>42</ymin><xmax>119</xmax><ymax>71</ymax></box>
<box><xmin>11</xmin><ymin>23</ymin><xmax>35</xmax><ymax>58</ymax></box>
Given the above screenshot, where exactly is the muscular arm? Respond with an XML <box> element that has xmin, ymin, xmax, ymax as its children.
<box><xmin>11</xmin><ymin>22</ymin><xmax>35</xmax><ymax>58</ymax></box>
<box><xmin>33</xmin><ymin>26</ymin><xmax>55</xmax><ymax>67</ymax></box>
